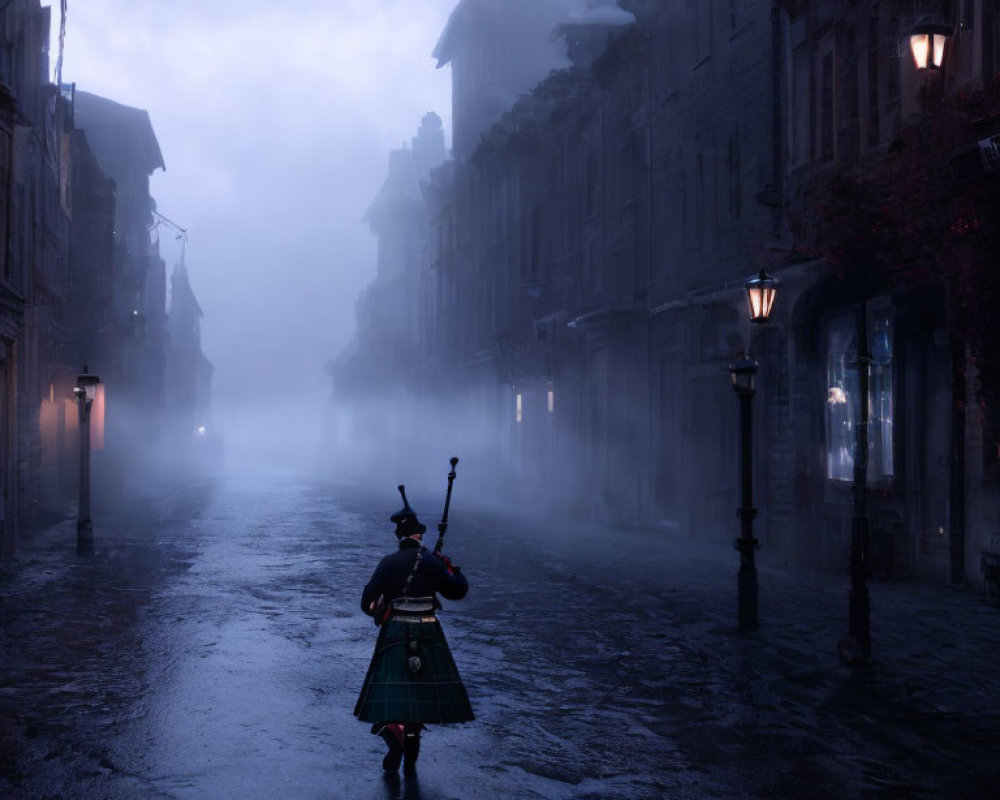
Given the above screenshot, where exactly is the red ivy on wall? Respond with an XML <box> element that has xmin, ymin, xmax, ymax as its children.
<box><xmin>793</xmin><ymin>76</ymin><xmax>1000</xmax><ymax>473</ymax></box>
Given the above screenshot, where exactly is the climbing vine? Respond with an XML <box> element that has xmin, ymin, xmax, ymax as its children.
<box><xmin>792</xmin><ymin>76</ymin><xmax>1000</xmax><ymax>476</ymax></box>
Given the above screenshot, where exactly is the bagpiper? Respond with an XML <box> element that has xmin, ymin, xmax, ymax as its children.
<box><xmin>354</xmin><ymin>467</ymin><xmax>474</xmax><ymax>773</ymax></box>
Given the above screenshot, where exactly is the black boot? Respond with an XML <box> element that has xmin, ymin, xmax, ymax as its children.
<box><xmin>378</xmin><ymin>725</ymin><xmax>403</xmax><ymax>771</ymax></box>
<box><xmin>403</xmin><ymin>724</ymin><xmax>421</xmax><ymax>774</ymax></box>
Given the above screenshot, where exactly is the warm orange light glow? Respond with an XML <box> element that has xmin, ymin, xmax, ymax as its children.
<box><xmin>933</xmin><ymin>34</ymin><xmax>946</xmax><ymax>67</ymax></box>
<box><xmin>910</xmin><ymin>34</ymin><xmax>930</xmax><ymax>69</ymax></box>
<box><xmin>910</xmin><ymin>18</ymin><xmax>950</xmax><ymax>70</ymax></box>
<box><xmin>747</xmin><ymin>284</ymin><xmax>777</xmax><ymax>321</ymax></box>
<box><xmin>92</xmin><ymin>384</ymin><xmax>105</xmax><ymax>450</ymax></box>
<box><xmin>745</xmin><ymin>270</ymin><xmax>778</xmax><ymax>323</ymax></box>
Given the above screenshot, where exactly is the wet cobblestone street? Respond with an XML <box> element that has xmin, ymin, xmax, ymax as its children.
<box><xmin>1</xmin><ymin>473</ymin><xmax>999</xmax><ymax>799</ymax></box>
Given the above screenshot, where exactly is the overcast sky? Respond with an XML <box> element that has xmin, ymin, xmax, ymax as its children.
<box><xmin>53</xmin><ymin>0</ymin><xmax>454</xmax><ymax>451</ymax></box>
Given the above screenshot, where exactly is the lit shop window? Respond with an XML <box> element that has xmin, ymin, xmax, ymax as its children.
<box><xmin>825</xmin><ymin>310</ymin><xmax>894</xmax><ymax>482</ymax></box>
<box><xmin>869</xmin><ymin>315</ymin><xmax>894</xmax><ymax>478</ymax></box>
<box><xmin>826</xmin><ymin>317</ymin><xmax>855</xmax><ymax>481</ymax></box>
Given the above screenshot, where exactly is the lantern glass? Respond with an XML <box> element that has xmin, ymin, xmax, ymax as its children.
<box><xmin>910</xmin><ymin>18</ymin><xmax>951</xmax><ymax>69</ymax></box>
<box><xmin>932</xmin><ymin>33</ymin><xmax>946</xmax><ymax>67</ymax></box>
<box><xmin>910</xmin><ymin>33</ymin><xmax>930</xmax><ymax>68</ymax></box>
<box><xmin>745</xmin><ymin>270</ymin><xmax>778</xmax><ymax>323</ymax></box>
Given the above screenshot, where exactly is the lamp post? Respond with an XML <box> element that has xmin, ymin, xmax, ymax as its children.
<box><xmin>840</xmin><ymin>307</ymin><xmax>872</xmax><ymax>666</ymax></box>
<box><xmin>731</xmin><ymin>352</ymin><xmax>759</xmax><ymax>631</ymax></box>
<box><xmin>730</xmin><ymin>269</ymin><xmax>778</xmax><ymax>631</ymax></box>
<box><xmin>74</xmin><ymin>368</ymin><xmax>100</xmax><ymax>551</ymax></box>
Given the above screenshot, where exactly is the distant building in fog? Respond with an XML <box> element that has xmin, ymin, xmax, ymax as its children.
<box><xmin>329</xmin><ymin>112</ymin><xmax>447</xmax><ymax>477</ymax></box>
<box><xmin>164</xmin><ymin>255</ymin><xmax>215</xmax><ymax>466</ymax></box>
<box><xmin>0</xmin><ymin>5</ymin><xmax>211</xmax><ymax>561</ymax></box>
<box><xmin>72</xmin><ymin>90</ymin><xmax>168</xmax><ymax>500</ymax></box>
<box><xmin>432</xmin><ymin>0</ymin><xmax>578</xmax><ymax>161</ymax></box>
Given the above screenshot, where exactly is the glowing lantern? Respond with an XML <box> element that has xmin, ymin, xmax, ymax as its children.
<box><xmin>745</xmin><ymin>270</ymin><xmax>778</xmax><ymax>323</ymax></box>
<box><xmin>910</xmin><ymin>16</ymin><xmax>951</xmax><ymax>70</ymax></box>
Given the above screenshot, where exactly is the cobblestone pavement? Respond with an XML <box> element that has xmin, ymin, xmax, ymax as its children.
<box><xmin>1</xmin><ymin>472</ymin><xmax>998</xmax><ymax>799</ymax></box>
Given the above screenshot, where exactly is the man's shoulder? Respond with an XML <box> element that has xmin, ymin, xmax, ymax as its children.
<box><xmin>377</xmin><ymin>546</ymin><xmax>414</xmax><ymax>567</ymax></box>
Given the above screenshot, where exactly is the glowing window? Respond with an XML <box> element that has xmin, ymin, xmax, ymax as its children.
<box><xmin>825</xmin><ymin>310</ymin><xmax>894</xmax><ymax>482</ymax></box>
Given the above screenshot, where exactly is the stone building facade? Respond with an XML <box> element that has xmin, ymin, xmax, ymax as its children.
<box><xmin>0</xmin><ymin>1</ymin><xmax>206</xmax><ymax>555</ymax></box>
<box><xmin>164</xmin><ymin>255</ymin><xmax>215</xmax><ymax>470</ymax></box>
<box><xmin>336</xmin><ymin>0</ymin><xmax>1000</xmax><ymax>592</ymax></box>
<box><xmin>0</xmin><ymin>0</ymin><xmax>74</xmax><ymax>546</ymax></box>
<box><xmin>72</xmin><ymin>90</ymin><xmax>169</xmax><ymax>504</ymax></box>
<box><xmin>330</xmin><ymin>112</ymin><xmax>448</xmax><ymax>480</ymax></box>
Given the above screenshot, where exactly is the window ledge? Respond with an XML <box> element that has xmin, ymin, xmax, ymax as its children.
<box><xmin>691</xmin><ymin>54</ymin><xmax>712</xmax><ymax>71</ymax></box>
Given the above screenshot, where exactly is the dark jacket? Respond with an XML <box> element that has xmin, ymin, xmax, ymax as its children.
<box><xmin>361</xmin><ymin>537</ymin><xmax>468</xmax><ymax>616</ymax></box>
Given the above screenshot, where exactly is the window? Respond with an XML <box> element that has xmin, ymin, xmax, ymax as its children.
<box><xmin>0</xmin><ymin>128</ymin><xmax>8</xmax><ymax>280</ymax></box>
<box><xmin>826</xmin><ymin>316</ymin><xmax>856</xmax><ymax>481</ymax></box>
<box><xmin>585</xmin><ymin>153</ymin><xmax>598</xmax><ymax>216</ymax></box>
<box><xmin>820</xmin><ymin>46</ymin><xmax>835</xmax><ymax>161</ymax></box>
<box><xmin>726</xmin><ymin>132</ymin><xmax>741</xmax><ymax>219</ymax></box>
<box><xmin>844</xmin><ymin>25</ymin><xmax>860</xmax><ymax>159</ymax></box>
<box><xmin>653</xmin><ymin>28</ymin><xmax>675</xmax><ymax>101</ymax></box>
<box><xmin>886</xmin><ymin>16</ymin><xmax>901</xmax><ymax>101</ymax></box>
<box><xmin>867</xmin><ymin>11</ymin><xmax>881</xmax><ymax>147</ymax></box>
<box><xmin>529</xmin><ymin>204</ymin><xmax>541</xmax><ymax>278</ymax></box>
<box><xmin>825</xmin><ymin>309</ymin><xmax>894</xmax><ymax>482</ymax></box>
<box><xmin>694</xmin><ymin>153</ymin><xmax>705</xmax><ymax>247</ymax></box>
<box><xmin>791</xmin><ymin>43</ymin><xmax>812</xmax><ymax>165</ymax></box>
<box><xmin>694</xmin><ymin>1</ymin><xmax>713</xmax><ymax>66</ymax></box>
<box><xmin>619</xmin><ymin>135</ymin><xmax>639</xmax><ymax>207</ymax></box>
<box><xmin>729</xmin><ymin>0</ymin><xmax>744</xmax><ymax>31</ymax></box>
<box><xmin>586</xmin><ymin>240</ymin><xmax>600</xmax><ymax>291</ymax></box>
<box><xmin>869</xmin><ymin>312</ymin><xmax>894</xmax><ymax>478</ymax></box>
<box><xmin>678</xmin><ymin>169</ymin><xmax>689</xmax><ymax>249</ymax></box>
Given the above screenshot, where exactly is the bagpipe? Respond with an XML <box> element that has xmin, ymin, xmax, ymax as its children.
<box><xmin>372</xmin><ymin>457</ymin><xmax>459</xmax><ymax>626</ymax></box>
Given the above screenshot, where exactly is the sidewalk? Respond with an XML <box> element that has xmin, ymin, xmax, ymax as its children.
<box><xmin>459</xmin><ymin>505</ymin><xmax>1000</xmax><ymax>799</ymax></box>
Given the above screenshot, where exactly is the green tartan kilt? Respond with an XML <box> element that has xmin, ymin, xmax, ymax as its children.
<box><xmin>354</xmin><ymin>615</ymin><xmax>474</xmax><ymax>724</ymax></box>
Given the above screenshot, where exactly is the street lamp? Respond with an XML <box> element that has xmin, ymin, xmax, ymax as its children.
<box><xmin>730</xmin><ymin>352</ymin><xmax>759</xmax><ymax>631</ymax></box>
<box><xmin>839</xmin><ymin>307</ymin><xmax>873</xmax><ymax>666</ymax></box>
<box><xmin>74</xmin><ymin>367</ymin><xmax>100</xmax><ymax>550</ymax></box>
<box><xmin>730</xmin><ymin>270</ymin><xmax>778</xmax><ymax>632</ymax></box>
<box><xmin>910</xmin><ymin>16</ymin><xmax>951</xmax><ymax>70</ymax></box>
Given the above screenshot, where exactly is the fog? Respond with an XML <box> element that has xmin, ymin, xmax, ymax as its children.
<box><xmin>56</xmin><ymin>0</ymin><xmax>455</xmax><ymax>471</ymax></box>
<box><xmin>57</xmin><ymin>0</ymin><xmax>616</xmax><ymax>530</ymax></box>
